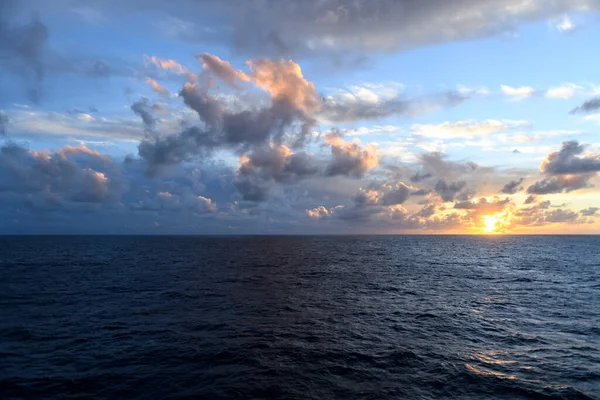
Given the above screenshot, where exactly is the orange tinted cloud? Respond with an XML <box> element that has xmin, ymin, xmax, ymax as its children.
<box><xmin>197</xmin><ymin>53</ymin><xmax>250</xmax><ymax>89</ymax></box>
<box><xmin>145</xmin><ymin>78</ymin><xmax>170</xmax><ymax>97</ymax></box>
<box><xmin>323</xmin><ymin>132</ymin><xmax>379</xmax><ymax>177</ymax></box>
<box><xmin>144</xmin><ymin>55</ymin><xmax>197</xmax><ymax>81</ymax></box>
<box><xmin>247</xmin><ymin>58</ymin><xmax>321</xmax><ymax>114</ymax></box>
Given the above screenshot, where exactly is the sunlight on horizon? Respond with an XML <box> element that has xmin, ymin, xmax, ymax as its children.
<box><xmin>483</xmin><ymin>215</ymin><xmax>500</xmax><ymax>234</ymax></box>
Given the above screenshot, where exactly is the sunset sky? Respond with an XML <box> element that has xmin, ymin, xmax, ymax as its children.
<box><xmin>1</xmin><ymin>0</ymin><xmax>599</xmax><ymax>234</ymax></box>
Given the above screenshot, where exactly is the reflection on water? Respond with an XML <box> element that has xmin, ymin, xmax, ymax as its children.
<box><xmin>1</xmin><ymin>235</ymin><xmax>599</xmax><ymax>399</ymax></box>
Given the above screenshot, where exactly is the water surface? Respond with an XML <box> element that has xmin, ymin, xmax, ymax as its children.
<box><xmin>1</xmin><ymin>235</ymin><xmax>599</xmax><ymax>399</ymax></box>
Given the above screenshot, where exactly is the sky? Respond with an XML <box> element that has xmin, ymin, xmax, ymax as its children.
<box><xmin>1</xmin><ymin>0</ymin><xmax>599</xmax><ymax>234</ymax></box>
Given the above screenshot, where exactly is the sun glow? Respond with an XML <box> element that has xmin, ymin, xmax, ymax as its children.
<box><xmin>483</xmin><ymin>215</ymin><xmax>499</xmax><ymax>233</ymax></box>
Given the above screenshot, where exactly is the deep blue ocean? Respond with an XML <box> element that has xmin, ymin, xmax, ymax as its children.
<box><xmin>1</xmin><ymin>235</ymin><xmax>599</xmax><ymax>399</ymax></box>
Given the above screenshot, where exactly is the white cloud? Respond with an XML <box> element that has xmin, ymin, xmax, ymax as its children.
<box><xmin>457</xmin><ymin>85</ymin><xmax>490</xmax><ymax>96</ymax></box>
<box><xmin>546</xmin><ymin>83</ymin><xmax>582</xmax><ymax>99</ymax></box>
<box><xmin>556</xmin><ymin>15</ymin><xmax>575</xmax><ymax>32</ymax></box>
<box><xmin>584</xmin><ymin>114</ymin><xmax>600</xmax><ymax>123</ymax></box>
<box><xmin>370</xmin><ymin>140</ymin><xmax>417</xmax><ymax>161</ymax></box>
<box><xmin>416</xmin><ymin>141</ymin><xmax>447</xmax><ymax>153</ymax></box>
<box><xmin>343</xmin><ymin>125</ymin><xmax>403</xmax><ymax>136</ymax></box>
<box><xmin>508</xmin><ymin>145</ymin><xmax>556</xmax><ymax>155</ymax></box>
<box><xmin>498</xmin><ymin>130</ymin><xmax>582</xmax><ymax>143</ymax></box>
<box><xmin>501</xmin><ymin>85</ymin><xmax>536</xmax><ymax>101</ymax></box>
<box><xmin>333</xmin><ymin>82</ymin><xmax>403</xmax><ymax>104</ymax></box>
<box><xmin>410</xmin><ymin>120</ymin><xmax>527</xmax><ymax>139</ymax></box>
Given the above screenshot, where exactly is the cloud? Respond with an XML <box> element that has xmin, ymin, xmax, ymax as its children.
<box><xmin>196</xmin><ymin>53</ymin><xmax>250</xmax><ymax>89</ymax></box>
<box><xmin>247</xmin><ymin>58</ymin><xmax>321</xmax><ymax>115</ymax></box>
<box><xmin>544</xmin><ymin>208</ymin><xmax>579</xmax><ymax>223</ymax></box>
<box><xmin>115</xmin><ymin>0</ymin><xmax>600</xmax><ymax>58</ymax></box>
<box><xmin>580</xmin><ymin>207</ymin><xmax>599</xmax><ymax>216</ymax></box>
<box><xmin>513</xmin><ymin>199</ymin><xmax>586</xmax><ymax>227</ymax></box>
<box><xmin>234</xmin><ymin>143</ymin><xmax>318</xmax><ymax>201</ymax></box>
<box><xmin>380</xmin><ymin>182</ymin><xmax>411</xmax><ymax>205</ymax></box>
<box><xmin>0</xmin><ymin>5</ymin><xmax>49</xmax><ymax>102</ymax></box>
<box><xmin>526</xmin><ymin>174</ymin><xmax>592</xmax><ymax>194</ymax></box>
<box><xmin>454</xmin><ymin>196</ymin><xmax>511</xmax><ymax>216</ymax></box>
<box><xmin>352</xmin><ymin>181</ymin><xmax>411</xmax><ymax>208</ymax></box>
<box><xmin>434</xmin><ymin>178</ymin><xmax>467</xmax><ymax>202</ymax></box>
<box><xmin>145</xmin><ymin>77</ymin><xmax>170</xmax><ymax>97</ymax></box>
<box><xmin>545</xmin><ymin>83</ymin><xmax>582</xmax><ymax>99</ymax></box>
<box><xmin>540</xmin><ymin>140</ymin><xmax>600</xmax><ymax>175</ymax></box>
<box><xmin>139</xmin><ymin>55</ymin><xmax>324</xmax><ymax>174</ymax></box>
<box><xmin>524</xmin><ymin>194</ymin><xmax>537</xmax><ymax>204</ymax></box>
<box><xmin>411</xmin><ymin>119</ymin><xmax>525</xmax><ymax>139</ymax></box>
<box><xmin>501</xmin><ymin>85</ymin><xmax>536</xmax><ymax>101</ymax></box>
<box><xmin>306</xmin><ymin>205</ymin><xmax>335</xmax><ymax>219</ymax></box>
<box><xmin>319</xmin><ymin>90</ymin><xmax>467</xmax><ymax>123</ymax></box>
<box><xmin>410</xmin><ymin>171</ymin><xmax>433</xmax><ymax>183</ymax></box>
<box><xmin>525</xmin><ymin>141</ymin><xmax>600</xmax><ymax>194</ymax></box>
<box><xmin>555</xmin><ymin>15</ymin><xmax>575</xmax><ymax>32</ymax></box>
<box><xmin>570</xmin><ymin>97</ymin><xmax>600</xmax><ymax>114</ymax></box>
<box><xmin>131</xmin><ymin>98</ymin><xmax>158</xmax><ymax>131</ymax></box>
<box><xmin>138</xmin><ymin>126</ymin><xmax>217</xmax><ymax>174</ymax></box>
<box><xmin>323</xmin><ymin>131</ymin><xmax>379</xmax><ymax>177</ymax></box>
<box><xmin>0</xmin><ymin>112</ymin><xmax>8</xmax><ymax>135</ymax></box>
<box><xmin>144</xmin><ymin>55</ymin><xmax>197</xmax><ymax>81</ymax></box>
<box><xmin>0</xmin><ymin>142</ymin><xmax>123</xmax><ymax>207</ymax></box>
<box><xmin>416</xmin><ymin>151</ymin><xmax>481</xmax><ymax>180</ymax></box>
<box><xmin>179</xmin><ymin>82</ymin><xmax>225</xmax><ymax>127</ymax></box>
<box><xmin>341</xmin><ymin>125</ymin><xmax>402</xmax><ymax>137</ymax></box>
<box><xmin>131</xmin><ymin>191</ymin><xmax>216</xmax><ymax>214</ymax></box>
<box><xmin>501</xmin><ymin>178</ymin><xmax>524</xmax><ymax>194</ymax></box>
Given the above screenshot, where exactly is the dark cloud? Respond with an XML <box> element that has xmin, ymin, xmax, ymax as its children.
<box><xmin>179</xmin><ymin>82</ymin><xmax>225</xmax><ymax>128</ymax></box>
<box><xmin>380</xmin><ymin>182</ymin><xmax>410</xmax><ymax>206</ymax></box>
<box><xmin>140</xmin><ymin>57</ymin><xmax>320</xmax><ymax>173</ymax></box>
<box><xmin>131</xmin><ymin>97</ymin><xmax>158</xmax><ymax>131</ymax></box>
<box><xmin>90</xmin><ymin>59</ymin><xmax>111</xmax><ymax>76</ymax></box>
<box><xmin>434</xmin><ymin>178</ymin><xmax>466</xmax><ymax>202</ymax></box>
<box><xmin>0</xmin><ymin>2</ymin><xmax>49</xmax><ymax>102</ymax></box>
<box><xmin>453</xmin><ymin>197</ymin><xmax>510</xmax><ymax>214</ymax></box>
<box><xmin>569</xmin><ymin>97</ymin><xmax>600</xmax><ymax>115</ymax></box>
<box><xmin>415</xmin><ymin>204</ymin><xmax>437</xmax><ymax>218</ymax></box>
<box><xmin>323</xmin><ymin>131</ymin><xmax>379</xmax><ymax>178</ymax></box>
<box><xmin>319</xmin><ymin>91</ymin><xmax>468</xmax><ymax>123</ymax></box>
<box><xmin>501</xmin><ymin>177</ymin><xmax>524</xmax><ymax>194</ymax></box>
<box><xmin>513</xmin><ymin>200</ymin><xmax>584</xmax><ymax>227</ymax></box>
<box><xmin>524</xmin><ymin>194</ymin><xmax>537</xmax><ymax>204</ymax></box>
<box><xmin>544</xmin><ymin>209</ymin><xmax>579</xmax><ymax>223</ymax></box>
<box><xmin>138</xmin><ymin>126</ymin><xmax>217</xmax><ymax>175</ymax></box>
<box><xmin>410</xmin><ymin>171</ymin><xmax>433</xmax><ymax>183</ymax></box>
<box><xmin>0</xmin><ymin>142</ymin><xmax>123</xmax><ymax>207</ymax></box>
<box><xmin>411</xmin><ymin>188</ymin><xmax>431</xmax><ymax>196</ymax></box>
<box><xmin>540</xmin><ymin>140</ymin><xmax>600</xmax><ymax>175</ymax></box>
<box><xmin>88</xmin><ymin>0</ymin><xmax>600</xmax><ymax>59</ymax></box>
<box><xmin>0</xmin><ymin>112</ymin><xmax>8</xmax><ymax>135</ymax></box>
<box><xmin>580</xmin><ymin>207</ymin><xmax>599</xmax><ymax>217</ymax></box>
<box><xmin>418</xmin><ymin>151</ymin><xmax>480</xmax><ymax>180</ymax></box>
<box><xmin>234</xmin><ymin>144</ymin><xmax>318</xmax><ymax>201</ymax></box>
<box><xmin>526</xmin><ymin>175</ymin><xmax>592</xmax><ymax>194</ymax></box>
<box><xmin>526</xmin><ymin>141</ymin><xmax>600</xmax><ymax>194</ymax></box>
<box><xmin>352</xmin><ymin>181</ymin><xmax>411</xmax><ymax>208</ymax></box>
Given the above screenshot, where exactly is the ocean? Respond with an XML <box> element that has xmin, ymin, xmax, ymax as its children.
<box><xmin>1</xmin><ymin>235</ymin><xmax>599</xmax><ymax>399</ymax></box>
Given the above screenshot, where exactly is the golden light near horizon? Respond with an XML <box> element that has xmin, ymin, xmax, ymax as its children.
<box><xmin>483</xmin><ymin>215</ymin><xmax>499</xmax><ymax>233</ymax></box>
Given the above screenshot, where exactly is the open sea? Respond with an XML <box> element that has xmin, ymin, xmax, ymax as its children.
<box><xmin>1</xmin><ymin>235</ymin><xmax>599</xmax><ymax>399</ymax></box>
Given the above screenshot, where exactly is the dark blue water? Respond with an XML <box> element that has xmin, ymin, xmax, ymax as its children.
<box><xmin>1</xmin><ymin>236</ymin><xmax>599</xmax><ymax>399</ymax></box>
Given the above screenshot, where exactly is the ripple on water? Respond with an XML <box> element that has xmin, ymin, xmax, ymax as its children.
<box><xmin>1</xmin><ymin>235</ymin><xmax>599</xmax><ymax>399</ymax></box>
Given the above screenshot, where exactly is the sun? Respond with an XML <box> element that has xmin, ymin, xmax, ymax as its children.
<box><xmin>483</xmin><ymin>215</ymin><xmax>499</xmax><ymax>233</ymax></box>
